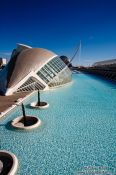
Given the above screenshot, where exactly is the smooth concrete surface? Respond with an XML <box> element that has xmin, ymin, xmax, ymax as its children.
<box><xmin>0</xmin><ymin>91</ymin><xmax>35</xmax><ymax>120</ymax></box>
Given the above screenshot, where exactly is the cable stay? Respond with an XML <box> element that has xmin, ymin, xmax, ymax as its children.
<box><xmin>68</xmin><ymin>41</ymin><xmax>81</xmax><ymax>67</ymax></box>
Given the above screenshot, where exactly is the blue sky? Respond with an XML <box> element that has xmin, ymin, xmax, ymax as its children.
<box><xmin>0</xmin><ymin>0</ymin><xmax>116</xmax><ymax>65</ymax></box>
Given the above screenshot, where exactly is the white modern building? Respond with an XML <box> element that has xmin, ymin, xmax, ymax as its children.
<box><xmin>93</xmin><ymin>59</ymin><xmax>116</xmax><ymax>67</ymax></box>
<box><xmin>0</xmin><ymin>44</ymin><xmax>72</xmax><ymax>96</ymax></box>
<box><xmin>0</xmin><ymin>58</ymin><xmax>7</xmax><ymax>67</ymax></box>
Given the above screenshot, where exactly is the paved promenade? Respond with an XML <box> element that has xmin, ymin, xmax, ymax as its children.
<box><xmin>0</xmin><ymin>92</ymin><xmax>29</xmax><ymax>113</ymax></box>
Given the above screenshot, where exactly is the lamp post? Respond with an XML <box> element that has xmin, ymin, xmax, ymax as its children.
<box><xmin>21</xmin><ymin>103</ymin><xmax>27</xmax><ymax>126</ymax></box>
<box><xmin>37</xmin><ymin>90</ymin><xmax>40</xmax><ymax>106</ymax></box>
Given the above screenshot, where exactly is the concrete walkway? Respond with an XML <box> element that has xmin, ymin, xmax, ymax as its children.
<box><xmin>0</xmin><ymin>92</ymin><xmax>30</xmax><ymax>113</ymax></box>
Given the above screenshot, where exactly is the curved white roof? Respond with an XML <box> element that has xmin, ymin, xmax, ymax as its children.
<box><xmin>8</xmin><ymin>48</ymin><xmax>57</xmax><ymax>88</ymax></box>
<box><xmin>0</xmin><ymin>46</ymin><xmax>57</xmax><ymax>95</ymax></box>
<box><xmin>0</xmin><ymin>44</ymin><xmax>72</xmax><ymax>96</ymax></box>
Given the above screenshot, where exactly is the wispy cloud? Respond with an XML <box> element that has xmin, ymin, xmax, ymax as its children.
<box><xmin>0</xmin><ymin>52</ymin><xmax>12</xmax><ymax>57</ymax></box>
<box><xmin>80</xmin><ymin>59</ymin><xmax>94</xmax><ymax>66</ymax></box>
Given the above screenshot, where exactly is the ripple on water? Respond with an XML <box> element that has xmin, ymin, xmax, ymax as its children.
<box><xmin>0</xmin><ymin>74</ymin><xmax>116</xmax><ymax>175</ymax></box>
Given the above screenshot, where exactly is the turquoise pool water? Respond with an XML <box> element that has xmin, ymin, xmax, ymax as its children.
<box><xmin>0</xmin><ymin>74</ymin><xmax>116</xmax><ymax>175</ymax></box>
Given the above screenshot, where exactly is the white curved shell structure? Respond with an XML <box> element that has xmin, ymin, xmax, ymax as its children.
<box><xmin>0</xmin><ymin>44</ymin><xmax>72</xmax><ymax>95</ymax></box>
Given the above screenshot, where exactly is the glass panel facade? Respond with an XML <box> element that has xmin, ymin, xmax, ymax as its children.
<box><xmin>37</xmin><ymin>56</ymin><xmax>67</xmax><ymax>85</ymax></box>
<box><xmin>48</xmin><ymin>68</ymin><xmax>72</xmax><ymax>87</ymax></box>
<box><xmin>17</xmin><ymin>77</ymin><xmax>45</xmax><ymax>92</ymax></box>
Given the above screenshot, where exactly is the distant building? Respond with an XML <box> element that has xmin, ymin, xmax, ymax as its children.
<box><xmin>84</xmin><ymin>58</ymin><xmax>116</xmax><ymax>81</ymax></box>
<box><xmin>0</xmin><ymin>44</ymin><xmax>72</xmax><ymax>95</ymax></box>
<box><xmin>93</xmin><ymin>59</ymin><xmax>116</xmax><ymax>67</ymax></box>
<box><xmin>0</xmin><ymin>58</ymin><xmax>7</xmax><ymax>68</ymax></box>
